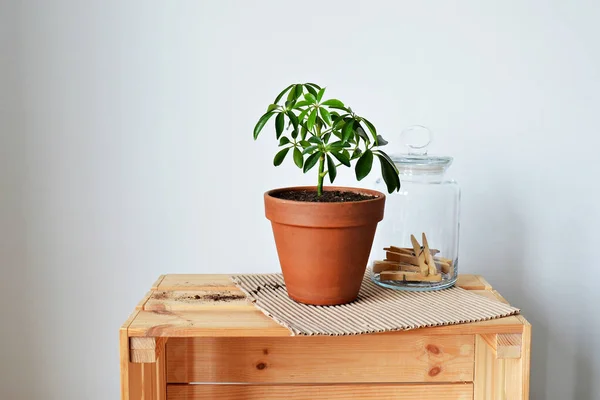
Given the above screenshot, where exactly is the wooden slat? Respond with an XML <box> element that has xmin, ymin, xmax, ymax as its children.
<box><xmin>505</xmin><ymin>321</ymin><xmax>531</xmax><ymax>399</ymax></box>
<box><xmin>456</xmin><ymin>275</ymin><xmax>492</xmax><ymax>290</ymax></box>
<box><xmin>151</xmin><ymin>275</ymin><xmax>166</xmax><ymax>290</ymax></box>
<box><xmin>474</xmin><ymin>334</ymin><xmax>495</xmax><ymax>399</ymax></box>
<box><xmin>470</xmin><ymin>290</ymin><xmax>503</xmax><ymax>303</ymax></box>
<box><xmin>144</xmin><ymin>290</ymin><xmax>250</xmax><ymax>312</ymax></box>
<box><xmin>120</xmin><ymin>310</ymin><xmax>140</xmax><ymax>400</ymax></box>
<box><xmin>126</xmin><ymin>354</ymin><xmax>157</xmax><ymax>399</ymax></box>
<box><xmin>471</xmin><ymin>289</ymin><xmax>510</xmax><ymax>305</ymax></box>
<box><xmin>157</xmin><ymin>274</ymin><xmax>235</xmax><ymax>291</ymax></box>
<box><xmin>129</xmin><ymin>309</ymin><xmax>289</xmax><ymax>337</ymax></box>
<box><xmin>128</xmin><ymin>308</ymin><xmax>524</xmax><ymax>338</ymax></box>
<box><xmin>141</xmin><ymin>363</ymin><xmax>155</xmax><ymax>400</ymax></box>
<box><xmin>491</xmin><ymin>290</ymin><xmax>509</xmax><ymax>304</ymax></box>
<box><xmin>128</xmin><ymin>363</ymin><xmax>143</xmax><ymax>400</ymax></box>
<box><xmin>156</xmin><ymin>338</ymin><xmax>167</xmax><ymax>400</ymax></box>
<box><xmin>136</xmin><ymin>291</ymin><xmax>155</xmax><ymax>310</ymax></box>
<box><xmin>166</xmin><ymin>383</ymin><xmax>474</xmax><ymax>400</ymax></box>
<box><xmin>166</xmin><ymin>335</ymin><xmax>475</xmax><ymax>384</ymax></box>
<box><xmin>523</xmin><ymin>321</ymin><xmax>532</xmax><ymax>397</ymax></box>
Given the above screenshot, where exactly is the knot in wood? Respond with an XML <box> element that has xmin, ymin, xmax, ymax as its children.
<box><xmin>429</xmin><ymin>366</ymin><xmax>442</xmax><ymax>377</ymax></box>
<box><xmin>426</xmin><ymin>344</ymin><xmax>440</xmax><ymax>354</ymax></box>
<box><xmin>256</xmin><ymin>362</ymin><xmax>267</xmax><ymax>370</ymax></box>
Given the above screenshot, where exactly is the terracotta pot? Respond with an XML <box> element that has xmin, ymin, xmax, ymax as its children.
<box><xmin>264</xmin><ymin>186</ymin><xmax>386</xmax><ymax>305</ymax></box>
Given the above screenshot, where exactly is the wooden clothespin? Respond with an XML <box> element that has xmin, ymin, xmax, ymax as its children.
<box><xmin>384</xmin><ymin>250</ymin><xmax>419</xmax><ymax>265</ymax></box>
<box><xmin>422</xmin><ymin>233</ymin><xmax>438</xmax><ymax>276</ymax></box>
<box><xmin>372</xmin><ymin>261</ymin><xmax>421</xmax><ymax>273</ymax></box>
<box><xmin>410</xmin><ymin>234</ymin><xmax>429</xmax><ymax>276</ymax></box>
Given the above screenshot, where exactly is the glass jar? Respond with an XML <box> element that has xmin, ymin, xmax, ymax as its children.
<box><xmin>371</xmin><ymin>126</ymin><xmax>460</xmax><ymax>291</ymax></box>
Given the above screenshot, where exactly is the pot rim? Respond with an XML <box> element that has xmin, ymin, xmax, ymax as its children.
<box><xmin>265</xmin><ymin>185</ymin><xmax>386</xmax><ymax>205</ymax></box>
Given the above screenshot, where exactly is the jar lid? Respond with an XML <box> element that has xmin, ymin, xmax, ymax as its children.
<box><xmin>389</xmin><ymin>126</ymin><xmax>453</xmax><ymax>174</ymax></box>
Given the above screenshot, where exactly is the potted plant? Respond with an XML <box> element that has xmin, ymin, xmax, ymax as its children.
<box><xmin>254</xmin><ymin>83</ymin><xmax>400</xmax><ymax>305</ymax></box>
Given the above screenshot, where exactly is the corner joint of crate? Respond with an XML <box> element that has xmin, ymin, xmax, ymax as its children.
<box><xmin>480</xmin><ymin>333</ymin><xmax>522</xmax><ymax>359</ymax></box>
<box><xmin>129</xmin><ymin>337</ymin><xmax>168</xmax><ymax>363</ymax></box>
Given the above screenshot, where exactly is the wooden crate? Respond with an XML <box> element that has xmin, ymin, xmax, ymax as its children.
<box><xmin>120</xmin><ymin>274</ymin><xmax>531</xmax><ymax>400</ymax></box>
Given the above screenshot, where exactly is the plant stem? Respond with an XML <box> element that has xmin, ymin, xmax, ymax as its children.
<box><xmin>317</xmin><ymin>154</ymin><xmax>325</xmax><ymax>196</ymax></box>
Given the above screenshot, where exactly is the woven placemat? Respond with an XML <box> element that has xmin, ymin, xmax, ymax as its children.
<box><xmin>231</xmin><ymin>272</ymin><xmax>520</xmax><ymax>336</ymax></box>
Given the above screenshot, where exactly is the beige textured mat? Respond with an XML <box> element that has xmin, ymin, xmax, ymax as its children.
<box><xmin>231</xmin><ymin>273</ymin><xmax>520</xmax><ymax>336</ymax></box>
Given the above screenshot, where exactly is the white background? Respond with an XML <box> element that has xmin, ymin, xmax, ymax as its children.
<box><xmin>1</xmin><ymin>1</ymin><xmax>599</xmax><ymax>399</ymax></box>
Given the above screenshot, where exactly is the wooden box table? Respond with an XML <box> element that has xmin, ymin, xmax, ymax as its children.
<box><xmin>120</xmin><ymin>274</ymin><xmax>530</xmax><ymax>400</ymax></box>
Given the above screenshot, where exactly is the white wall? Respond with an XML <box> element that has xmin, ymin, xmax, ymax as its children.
<box><xmin>1</xmin><ymin>1</ymin><xmax>599</xmax><ymax>399</ymax></box>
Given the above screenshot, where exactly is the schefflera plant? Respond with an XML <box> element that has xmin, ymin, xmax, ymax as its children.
<box><xmin>253</xmin><ymin>83</ymin><xmax>400</xmax><ymax>196</ymax></box>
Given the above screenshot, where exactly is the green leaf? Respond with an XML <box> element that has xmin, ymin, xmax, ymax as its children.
<box><xmin>304</xmin><ymin>84</ymin><xmax>318</xmax><ymax>98</ymax></box>
<box><xmin>355</xmin><ymin>149</ymin><xmax>373</xmax><ymax>180</ymax></box>
<box><xmin>333</xmin><ymin>114</ymin><xmax>351</xmax><ymax>129</ymax></box>
<box><xmin>300</xmin><ymin>125</ymin><xmax>308</xmax><ymax>140</ymax></box>
<box><xmin>315</xmin><ymin>116</ymin><xmax>324</xmax><ymax>131</ymax></box>
<box><xmin>373</xmin><ymin>150</ymin><xmax>399</xmax><ymax>173</ymax></box>
<box><xmin>303</xmin><ymin>151</ymin><xmax>321</xmax><ymax>173</ymax></box>
<box><xmin>322</xmin><ymin>132</ymin><xmax>332</xmax><ymax>144</ymax></box>
<box><xmin>377</xmin><ymin>153</ymin><xmax>401</xmax><ymax>193</ymax></box>
<box><xmin>253</xmin><ymin>111</ymin><xmax>275</xmax><ymax>139</ymax></box>
<box><xmin>361</xmin><ymin>118</ymin><xmax>378</xmax><ymax>143</ymax></box>
<box><xmin>291</xmin><ymin>129</ymin><xmax>298</xmax><ymax>139</ymax></box>
<box><xmin>294</xmin><ymin>100</ymin><xmax>310</xmax><ymax>108</ymax></box>
<box><xmin>287</xmin><ymin>84</ymin><xmax>299</xmax><ymax>103</ymax></box>
<box><xmin>304</xmin><ymin>93</ymin><xmax>317</xmax><ymax>104</ymax></box>
<box><xmin>327</xmin><ymin>154</ymin><xmax>337</xmax><ymax>183</ymax></box>
<box><xmin>307</xmin><ymin>108</ymin><xmax>317</xmax><ymax>131</ymax></box>
<box><xmin>342</xmin><ymin>149</ymin><xmax>350</xmax><ymax>160</ymax></box>
<box><xmin>299</xmin><ymin>140</ymin><xmax>311</xmax><ymax>148</ymax></box>
<box><xmin>279</xmin><ymin>136</ymin><xmax>290</xmax><ymax>146</ymax></box>
<box><xmin>328</xmin><ymin>105</ymin><xmax>350</xmax><ymax>112</ymax></box>
<box><xmin>356</xmin><ymin>124</ymin><xmax>369</xmax><ymax>143</ymax></box>
<box><xmin>267</xmin><ymin>104</ymin><xmax>279</xmax><ymax>112</ymax></box>
<box><xmin>297</xmin><ymin>107</ymin><xmax>310</xmax><ymax>122</ymax></box>
<box><xmin>293</xmin><ymin>147</ymin><xmax>303</xmax><ymax>168</ymax></box>
<box><xmin>274</xmin><ymin>84</ymin><xmax>294</xmax><ymax>104</ymax></box>
<box><xmin>319</xmin><ymin>107</ymin><xmax>332</xmax><ymax>126</ymax></box>
<box><xmin>275</xmin><ymin>112</ymin><xmax>285</xmax><ymax>138</ymax></box>
<box><xmin>302</xmin><ymin>145</ymin><xmax>318</xmax><ymax>154</ymax></box>
<box><xmin>284</xmin><ymin>100</ymin><xmax>295</xmax><ymax>110</ymax></box>
<box><xmin>328</xmin><ymin>140</ymin><xmax>349</xmax><ymax>150</ymax></box>
<box><xmin>351</xmin><ymin>147</ymin><xmax>363</xmax><ymax>160</ymax></box>
<box><xmin>295</xmin><ymin>84</ymin><xmax>303</xmax><ymax>99</ymax></box>
<box><xmin>317</xmin><ymin>87</ymin><xmax>325</xmax><ymax>102</ymax></box>
<box><xmin>321</xmin><ymin>99</ymin><xmax>344</xmax><ymax>108</ymax></box>
<box><xmin>330</xmin><ymin>150</ymin><xmax>350</xmax><ymax>167</ymax></box>
<box><xmin>376</xmin><ymin>135</ymin><xmax>388</xmax><ymax>146</ymax></box>
<box><xmin>286</xmin><ymin>111</ymin><xmax>299</xmax><ymax>131</ymax></box>
<box><xmin>308</xmin><ymin>135</ymin><xmax>322</xmax><ymax>145</ymax></box>
<box><xmin>305</xmin><ymin>82</ymin><xmax>322</xmax><ymax>90</ymax></box>
<box><xmin>342</xmin><ymin>119</ymin><xmax>354</xmax><ymax>143</ymax></box>
<box><xmin>273</xmin><ymin>147</ymin><xmax>290</xmax><ymax>166</ymax></box>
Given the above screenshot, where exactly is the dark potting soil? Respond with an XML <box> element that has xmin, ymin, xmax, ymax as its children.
<box><xmin>273</xmin><ymin>190</ymin><xmax>377</xmax><ymax>203</ymax></box>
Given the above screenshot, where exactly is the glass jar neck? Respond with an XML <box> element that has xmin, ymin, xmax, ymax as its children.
<box><xmin>399</xmin><ymin>170</ymin><xmax>446</xmax><ymax>183</ymax></box>
<box><xmin>395</xmin><ymin>161</ymin><xmax>450</xmax><ymax>183</ymax></box>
